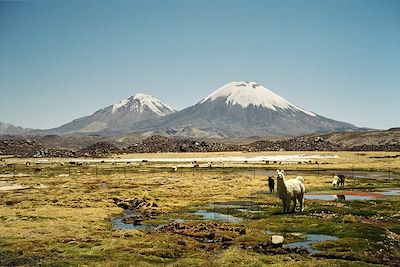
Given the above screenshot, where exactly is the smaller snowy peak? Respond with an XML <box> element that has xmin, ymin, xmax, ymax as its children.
<box><xmin>112</xmin><ymin>99</ymin><xmax>129</xmax><ymax>113</ymax></box>
<box><xmin>201</xmin><ymin>81</ymin><xmax>316</xmax><ymax>116</ymax></box>
<box><xmin>0</xmin><ymin>122</ymin><xmax>19</xmax><ymax>130</ymax></box>
<box><xmin>112</xmin><ymin>93</ymin><xmax>176</xmax><ymax>116</ymax></box>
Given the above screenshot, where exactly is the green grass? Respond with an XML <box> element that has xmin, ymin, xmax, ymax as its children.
<box><xmin>0</xmin><ymin>152</ymin><xmax>399</xmax><ymax>266</ymax></box>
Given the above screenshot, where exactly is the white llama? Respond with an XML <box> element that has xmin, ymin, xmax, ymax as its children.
<box><xmin>276</xmin><ymin>170</ymin><xmax>305</xmax><ymax>213</ymax></box>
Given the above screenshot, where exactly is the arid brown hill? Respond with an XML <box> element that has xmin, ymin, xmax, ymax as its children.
<box><xmin>78</xmin><ymin>141</ymin><xmax>120</xmax><ymax>157</ymax></box>
<box><xmin>124</xmin><ymin>135</ymin><xmax>236</xmax><ymax>153</ymax></box>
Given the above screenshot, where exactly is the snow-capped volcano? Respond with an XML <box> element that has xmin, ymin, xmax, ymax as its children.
<box><xmin>126</xmin><ymin>81</ymin><xmax>357</xmax><ymax>137</ymax></box>
<box><xmin>112</xmin><ymin>93</ymin><xmax>175</xmax><ymax>116</ymax></box>
<box><xmin>201</xmin><ymin>81</ymin><xmax>316</xmax><ymax>116</ymax></box>
<box><xmin>44</xmin><ymin>93</ymin><xmax>176</xmax><ymax>134</ymax></box>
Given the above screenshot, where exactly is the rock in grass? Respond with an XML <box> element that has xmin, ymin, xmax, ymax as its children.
<box><xmin>271</xmin><ymin>235</ymin><xmax>284</xmax><ymax>247</ymax></box>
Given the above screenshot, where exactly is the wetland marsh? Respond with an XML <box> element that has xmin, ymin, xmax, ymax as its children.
<box><xmin>0</xmin><ymin>151</ymin><xmax>399</xmax><ymax>266</ymax></box>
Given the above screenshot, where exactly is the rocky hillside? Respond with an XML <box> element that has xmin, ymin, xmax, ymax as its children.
<box><xmin>1</xmin><ymin>129</ymin><xmax>399</xmax><ymax>157</ymax></box>
<box><xmin>124</xmin><ymin>135</ymin><xmax>236</xmax><ymax>153</ymax></box>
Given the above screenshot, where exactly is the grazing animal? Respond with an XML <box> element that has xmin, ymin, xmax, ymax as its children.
<box><xmin>332</xmin><ymin>174</ymin><xmax>345</xmax><ymax>187</ymax></box>
<box><xmin>337</xmin><ymin>174</ymin><xmax>345</xmax><ymax>186</ymax></box>
<box><xmin>276</xmin><ymin>170</ymin><xmax>305</xmax><ymax>213</ymax></box>
<box><xmin>268</xmin><ymin>176</ymin><xmax>275</xmax><ymax>193</ymax></box>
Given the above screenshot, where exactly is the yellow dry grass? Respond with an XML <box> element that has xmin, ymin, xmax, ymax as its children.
<box><xmin>0</xmin><ymin>151</ymin><xmax>399</xmax><ymax>266</ymax></box>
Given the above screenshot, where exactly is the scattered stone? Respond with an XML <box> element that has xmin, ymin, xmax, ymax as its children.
<box><xmin>157</xmin><ymin>221</ymin><xmax>245</xmax><ymax>249</ymax></box>
<box><xmin>271</xmin><ymin>235</ymin><xmax>284</xmax><ymax>247</ymax></box>
<box><xmin>247</xmin><ymin>241</ymin><xmax>310</xmax><ymax>255</ymax></box>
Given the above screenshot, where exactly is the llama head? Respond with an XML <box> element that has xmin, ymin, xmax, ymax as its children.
<box><xmin>276</xmin><ymin>170</ymin><xmax>285</xmax><ymax>179</ymax></box>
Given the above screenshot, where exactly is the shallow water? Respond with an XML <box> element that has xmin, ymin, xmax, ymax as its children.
<box><xmin>253</xmin><ymin>169</ymin><xmax>399</xmax><ymax>180</ymax></box>
<box><xmin>305</xmin><ymin>188</ymin><xmax>400</xmax><ymax>201</ymax></box>
<box><xmin>111</xmin><ymin>210</ymin><xmax>164</xmax><ymax>230</ymax></box>
<box><xmin>192</xmin><ymin>210</ymin><xmax>243</xmax><ymax>223</ymax></box>
<box><xmin>378</xmin><ymin>189</ymin><xmax>400</xmax><ymax>196</ymax></box>
<box><xmin>285</xmin><ymin>234</ymin><xmax>338</xmax><ymax>254</ymax></box>
<box><xmin>305</xmin><ymin>194</ymin><xmax>374</xmax><ymax>201</ymax></box>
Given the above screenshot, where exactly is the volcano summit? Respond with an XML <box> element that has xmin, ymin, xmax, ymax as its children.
<box><xmin>125</xmin><ymin>81</ymin><xmax>358</xmax><ymax>138</ymax></box>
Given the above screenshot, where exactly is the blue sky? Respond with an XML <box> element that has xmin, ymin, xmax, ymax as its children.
<box><xmin>0</xmin><ymin>0</ymin><xmax>399</xmax><ymax>130</ymax></box>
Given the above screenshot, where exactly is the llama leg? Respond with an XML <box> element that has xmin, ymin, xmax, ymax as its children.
<box><xmin>282</xmin><ymin>199</ymin><xmax>286</xmax><ymax>213</ymax></box>
<box><xmin>284</xmin><ymin>199</ymin><xmax>290</xmax><ymax>213</ymax></box>
<box><xmin>299</xmin><ymin>197</ymin><xmax>304</xmax><ymax>212</ymax></box>
<box><xmin>291</xmin><ymin>198</ymin><xmax>296</xmax><ymax>213</ymax></box>
<box><xmin>285</xmin><ymin>199</ymin><xmax>291</xmax><ymax>213</ymax></box>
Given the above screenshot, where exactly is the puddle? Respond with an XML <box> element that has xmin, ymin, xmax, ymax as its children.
<box><xmin>253</xmin><ymin>170</ymin><xmax>399</xmax><ymax>180</ymax></box>
<box><xmin>209</xmin><ymin>201</ymin><xmax>263</xmax><ymax>213</ymax></box>
<box><xmin>305</xmin><ymin>194</ymin><xmax>375</xmax><ymax>201</ymax></box>
<box><xmin>378</xmin><ymin>189</ymin><xmax>400</xmax><ymax>196</ymax></box>
<box><xmin>285</xmin><ymin>234</ymin><xmax>338</xmax><ymax>254</ymax></box>
<box><xmin>192</xmin><ymin>210</ymin><xmax>243</xmax><ymax>223</ymax></box>
<box><xmin>111</xmin><ymin>210</ymin><xmax>164</xmax><ymax>230</ymax></box>
<box><xmin>305</xmin><ymin>189</ymin><xmax>399</xmax><ymax>201</ymax></box>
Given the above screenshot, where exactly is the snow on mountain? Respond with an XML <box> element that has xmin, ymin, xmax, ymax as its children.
<box><xmin>201</xmin><ymin>81</ymin><xmax>316</xmax><ymax>116</ymax></box>
<box><xmin>112</xmin><ymin>93</ymin><xmax>176</xmax><ymax>115</ymax></box>
<box><xmin>9</xmin><ymin>81</ymin><xmax>358</xmax><ymax>138</ymax></box>
<box><xmin>112</xmin><ymin>99</ymin><xmax>130</xmax><ymax>113</ymax></box>
<box><xmin>42</xmin><ymin>93</ymin><xmax>176</xmax><ymax>134</ymax></box>
<box><xmin>125</xmin><ymin>81</ymin><xmax>357</xmax><ymax>138</ymax></box>
<box><xmin>0</xmin><ymin>122</ymin><xmax>27</xmax><ymax>135</ymax></box>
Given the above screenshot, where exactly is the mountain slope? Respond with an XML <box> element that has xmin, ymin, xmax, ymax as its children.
<box><xmin>44</xmin><ymin>93</ymin><xmax>176</xmax><ymax>134</ymax></box>
<box><xmin>0</xmin><ymin>122</ymin><xmax>28</xmax><ymax>135</ymax></box>
<box><xmin>125</xmin><ymin>81</ymin><xmax>358</xmax><ymax>137</ymax></box>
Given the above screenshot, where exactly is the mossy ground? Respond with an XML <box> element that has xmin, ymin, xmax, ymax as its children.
<box><xmin>0</xmin><ymin>151</ymin><xmax>399</xmax><ymax>266</ymax></box>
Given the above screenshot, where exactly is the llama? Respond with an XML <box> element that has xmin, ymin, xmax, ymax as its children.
<box><xmin>332</xmin><ymin>174</ymin><xmax>345</xmax><ymax>187</ymax></box>
<box><xmin>332</xmin><ymin>176</ymin><xmax>339</xmax><ymax>187</ymax></box>
<box><xmin>276</xmin><ymin>170</ymin><xmax>305</xmax><ymax>213</ymax></box>
<box><xmin>337</xmin><ymin>174</ymin><xmax>345</xmax><ymax>187</ymax></box>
